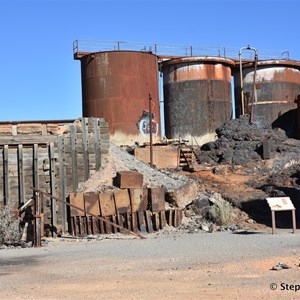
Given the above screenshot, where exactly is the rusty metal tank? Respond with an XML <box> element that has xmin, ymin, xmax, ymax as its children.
<box><xmin>80</xmin><ymin>51</ymin><xmax>161</xmax><ymax>145</ymax></box>
<box><xmin>234</xmin><ymin>60</ymin><xmax>300</xmax><ymax>135</ymax></box>
<box><xmin>161</xmin><ymin>57</ymin><xmax>235</xmax><ymax>144</ymax></box>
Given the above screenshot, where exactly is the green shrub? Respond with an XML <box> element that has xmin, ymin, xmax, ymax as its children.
<box><xmin>209</xmin><ymin>199</ymin><xmax>234</xmax><ymax>226</ymax></box>
<box><xmin>0</xmin><ymin>205</ymin><xmax>21</xmax><ymax>244</ymax></box>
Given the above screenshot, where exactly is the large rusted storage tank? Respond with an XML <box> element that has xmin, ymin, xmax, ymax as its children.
<box><xmin>80</xmin><ymin>51</ymin><xmax>161</xmax><ymax>145</ymax></box>
<box><xmin>161</xmin><ymin>57</ymin><xmax>235</xmax><ymax>145</ymax></box>
<box><xmin>234</xmin><ymin>60</ymin><xmax>300</xmax><ymax>134</ymax></box>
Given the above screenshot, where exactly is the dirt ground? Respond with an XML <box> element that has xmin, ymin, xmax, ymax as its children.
<box><xmin>2</xmin><ymin>139</ymin><xmax>300</xmax><ymax>299</ymax></box>
<box><xmin>1</xmin><ymin>230</ymin><xmax>300</xmax><ymax>300</ymax></box>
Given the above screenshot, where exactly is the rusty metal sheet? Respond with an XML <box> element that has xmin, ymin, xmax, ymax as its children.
<box><xmin>84</xmin><ymin>192</ymin><xmax>100</xmax><ymax>215</ymax></box>
<box><xmin>113</xmin><ymin>189</ymin><xmax>131</xmax><ymax>214</ymax></box>
<box><xmin>99</xmin><ymin>192</ymin><xmax>116</xmax><ymax>217</ymax></box>
<box><xmin>116</xmin><ymin>171</ymin><xmax>143</xmax><ymax>189</ymax></box>
<box><xmin>149</xmin><ymin>188</ymin><xmax>165</xmax><ymax>212</ymax></box>
<box><xmin>129</xmin><ymin>188</ymin><xmax>148</xmax><ymax>212</ymax></box>
<box><xmin>69</xmin><ymin>193</ymin><xmax>85</xmax><ymax>216</ymax></box>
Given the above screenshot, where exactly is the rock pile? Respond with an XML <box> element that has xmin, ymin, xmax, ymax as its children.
<box><xmin>198</xmin><ymin>114</ymin><xmax>289</xmax><ymax>166</ymax></box>
<box><xmin>78</xmin><ymin>142</ymin><xmax>198</xmax><ymax>208</ymax></box>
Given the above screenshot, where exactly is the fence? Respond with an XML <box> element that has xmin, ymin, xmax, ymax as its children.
<box><xmin>0</xmin><ymin>118</ymin><xmax>109</xmax><ymax>234</ymax></box>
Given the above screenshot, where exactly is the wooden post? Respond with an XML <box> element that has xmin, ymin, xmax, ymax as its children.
<box><xmin>3</xmin><ymin>145</ymin><xmax>9</xmax><ymax>205</ymax></box>
<box><xmin>18</xmin><ymin>144</ymin><xmax>24</xmax><ymax>206</ymax></box>
<box><xmin>93</xmin><ymin>118</ymin><xmax>101</xmax><ymax>171</ymax></box>
<box><xmin>271</xmin><ymin>210</ymin><xmax>276</xmax><ymax>234</ymax></box>
<box><xmin>58</xmin><ymin>135</ymin><xmax>67</xmax><ymax>233</ymax></box>
<box><xmin>82</xmin><ymin>117</ymin><xmax>90</xmax><ymax>181</ymax></box>
<box><xmin>70</xmin><ymin>125</ymin><xmax>78</xmax><ymax>192</ymax></box>
<box><xmin>34</xmin><ymin>191</ymin><xmax>41</xmax><ymax>247</ymax></box>
<box><xmin>292</xmin><ymin>209</ymin><xmax>296</xmax><ymax>234</ymax></box>
<box><xmin>33</xmin><ymin>144</ymin><xmax>39</xmax><ymax>191</ymax></box>
<box><xmin>49</xmin><ymin>142</ymin><xmax>57</xmax><ymax>235</ymax></box>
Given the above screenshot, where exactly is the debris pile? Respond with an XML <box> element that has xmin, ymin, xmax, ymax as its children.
<box><xmin>77</xmin><ymin>114</ymin><xmax>300</xmax><ymax>234</ymax></box>
<box><xmin>78</xmin><ymin>142</ymin><xmax>199</xmax><ymax>209</ymax></box>
<box><xmin>198</xmin><ymin>114</ymin><xmax>289</xmax><ymax>166</ymax></box>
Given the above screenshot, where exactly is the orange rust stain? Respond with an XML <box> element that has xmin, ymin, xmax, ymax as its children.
<box><xmin>273</xmin><ymin>68</ymin><xmax>300</xmax><ymax>83</ymax></box>
<box><xmin>169</xmin><ymin>63</ymin><xmax>232</xmax><ymax>82</ymax></box>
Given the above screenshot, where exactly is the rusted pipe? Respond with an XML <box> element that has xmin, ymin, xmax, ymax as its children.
<box><xmin>239</xmin><ymin>45</ymin><xmax>258</xmax><ymax>116</ymax></box>
<box><xmin>250</xmin><ymin>52</ymin><xmax>258</xmax><ymax>123</ymax></box>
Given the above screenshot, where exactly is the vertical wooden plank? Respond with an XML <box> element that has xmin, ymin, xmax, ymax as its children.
<box><xmin>99</xmin><ymin>192</ymin><xmax>116</xmax><ymax>216</ymax></box>
<box><xmin>145</xmin><ymin>210</ymin><xmax>153</xmax><ymax>233</ymax></box>
<box><xmin>34</xmin><ymin>192</ymin><xmax>42</xmax><ymax>247</ymax></box>
<box><xmin>113</xmin><ymin>189</ymin><xmax>131</xmax><ymax>232</ymax></box>
<box><xmin>97</xmin><ymin>193</ymin><xmax>105</xmax><ymax>234</ymax></box>
<box><xmin>177</xmin><ymin>210</ymin><xmax>183</xmax><ymax>225</ymax></box>
<box><xmin>159</xmin><ymin>211</ymin><xmax>167</xmax><ymax>229</ymax></box>
<box><xmin>91</xmin><ymin>216</ymin><xmax>99</xmax><ymax>234</ymax></box>
<box><xmin>137</xmin><ymin>211</ymin><xmax>147</xmax><ymax>232</ymax></box>
<box><xmin>93</xmin><ymin>118</ymin><xmax>101</xmax><ymax>171</ymax></box>
<box><xmin>69</xmin><ymin>192</ymin><xmax>85</xmax><ymax>216</ymax></box>
<box><xmin>167</xmin><ymin>210</ymin><xmax>173</xmax><ymax>226</ymax></box>
<box><xmin>3</xmin><ymin>145</ymin><xmax>9</xmax><ymax>206</ymax></box>
<box><xmin>152</xmin><ymin>212</ymin><xmax>160</xmax><ymax>231</ymax></box>
<box><xmin>82</xmin><ymin>117</ymin><xmax>90</xmax><ymax>181</ymax></box>
<box><xmin>18</xmin><ymin>144</ymin><xmax>24</xmax><ymax>206</ymax></box>
<box><xmin>129</xmin><ymin>188</ymin><xmax>148</xmax><ymax>212</ymax></box>
<box><xmin>58</xmin><ymin>136</ymin><xmax>67</xmax><ymax>233</ymax></box>
<box><xmin>111</xmin><ymin>215</ymin><xmax>118</xmax><ymax>233</ymax></box>
<box><xmin>131</xmin><ymin>212</ymin><xmax>138</xmax><ymax>233</ymax></box>
<box><xmin>149</xmin><ymin>188</ymin><xmax>165</xmax><ymax>212</ymax></box>
<box><xmin>49</xmin><ymin>142</ymin><xmax>57</xmax><ymax>235</ymax></box>
<box><xmin>70</xmin><ymin>125</ymin><xmax>78</xmax><ymax>192</ymax></box>
<box><xmin>84</xmin><ymin>192</ymin><xmax>100</xmax><ymax>235</ymax></box>
<box><xmin>33</xmin><ymin>144</ymin><xmax>39</xmax><ymax>190</ymax></box>
<box><xmin>173</xmin><ymin>209</ymin><xmax>178</xmax><ymax>227</ymax></box>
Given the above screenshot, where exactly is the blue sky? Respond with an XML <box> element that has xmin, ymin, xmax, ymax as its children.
<box><xmin>0</xmin><ymin>0</ymin><xmax>299</xmax><ymax>121</ymax></box>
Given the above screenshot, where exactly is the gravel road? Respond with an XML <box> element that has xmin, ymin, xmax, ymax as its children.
<box><xmin>1</xmin><ymin>229</ymin><xmax>300</xmax><ymax>299</ymax></box>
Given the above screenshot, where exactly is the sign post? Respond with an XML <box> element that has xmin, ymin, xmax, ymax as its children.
<box><xmin>266</xmin><ymin>197</ymin><xmax>296</xmax><ymax>234</ymax></box>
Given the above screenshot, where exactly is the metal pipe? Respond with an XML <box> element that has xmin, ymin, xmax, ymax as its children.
<box><xmin>239</xmin><ymin>45</ymin><xmax>258</xmax><ymax>116</ymax></box>
<box><xmin>250</xmin><ymin>51</ymin><xmax>258</xmax><ymax>123</ymax></box>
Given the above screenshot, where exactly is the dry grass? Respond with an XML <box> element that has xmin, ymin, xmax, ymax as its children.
<box><xmin>0</xmin><ymin>205</ymin><xmax>21</xmax><ymax>244</ymax></box>
<box><xmin>209</xmin><ymin>198</ymin><xmax>234</xmax><ymax>226</ymax></box>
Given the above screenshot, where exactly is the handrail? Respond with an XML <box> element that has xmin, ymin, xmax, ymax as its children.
<box><xmin>73</xmin><ymin>40</ymin><xmax>289</xmax><ymax>61</ymax></box>
<box><xmin>190</xmin><ymin>135</ymin><xmax>200</xmax><ymax>149</ymax></box>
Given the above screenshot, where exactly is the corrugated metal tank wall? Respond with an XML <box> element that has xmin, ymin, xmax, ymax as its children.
<box><xmin>80</xmin><ymin>51</ymin><xmax>161</xmax><ymax>145</ymax></box>
<box><xmin>162</xmin><ymin>57</ymin><xmax>235</xmax><ymax>145</ymax></box>
<box><xmin>234</xmin><ymin>60</ymin><xmax>300</xmax><ymax>134</ymax></box>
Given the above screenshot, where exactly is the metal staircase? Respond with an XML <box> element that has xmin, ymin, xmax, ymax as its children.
<box><xmin>176</xmin><ymin>135</ymin><xmax>202</xmax><ymax>171</ymax></box>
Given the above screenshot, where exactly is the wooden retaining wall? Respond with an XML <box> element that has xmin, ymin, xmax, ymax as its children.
<box><xmin>0</xmin><ymin>118</ymin><xmax>109</xmax><ymax>234</ymax></box>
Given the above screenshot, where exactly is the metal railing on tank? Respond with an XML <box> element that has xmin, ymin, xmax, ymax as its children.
<box><xmin>73</xmin><ymin>40</ymin><xmax>290</xmax><ymax>61</ymax></box>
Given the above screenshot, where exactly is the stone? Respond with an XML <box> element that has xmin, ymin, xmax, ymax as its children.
<box><xmin>166</xmin><ymin>182</ymin><xmax>198</xmax><ymax>209</ymax></box>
